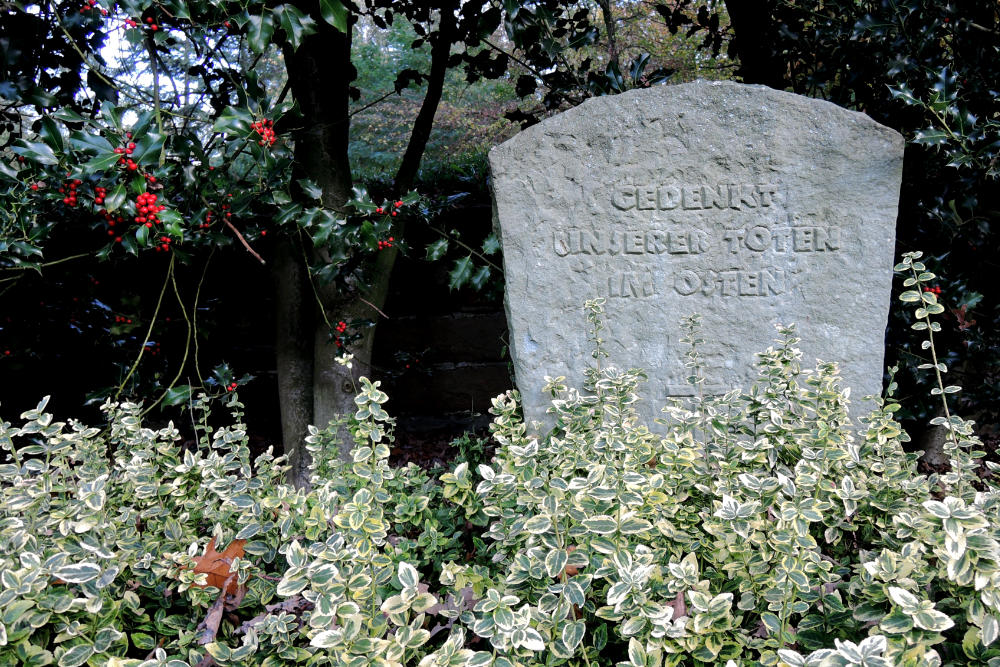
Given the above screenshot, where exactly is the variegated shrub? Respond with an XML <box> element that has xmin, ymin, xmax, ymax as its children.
<box><xmin>1</xmin><ymin>251</ymin><xmax>998</xmax><ymax>667</ymax></box>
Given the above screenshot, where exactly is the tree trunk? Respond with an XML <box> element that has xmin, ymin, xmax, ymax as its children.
<box><xmin>723</xmin><ymin>0</ymin><xmax>787</xmax><ymax>90</ymax></box>
<box><xmin>279</xmin><ymin>19</ymin><xmax>354</xmax><ymax>486</ymax></box>
<box><xmin>274</xmin><ymin>238</ymin><xmax>315</xmax><ymax>486</ymax></box>
<box><xmin>275</xmin><ymin>3</ymin><xmax>462</xmax><ymax>480</ymax></box>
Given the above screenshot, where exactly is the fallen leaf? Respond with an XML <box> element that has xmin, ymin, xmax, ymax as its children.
<box><xmin>191</xmin><ymin>537</ymin><xmax>247</xmax><ymax>596</ymax></box>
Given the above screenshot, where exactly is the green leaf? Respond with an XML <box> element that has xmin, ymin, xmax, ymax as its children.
<box><xmin>544</xmin><ymin>549</ymin><xmax>568</xmax><ymax>578</ymax></box>
<box><xmin>761</xmin><ymin>612</ymin><xmax>781</xmax><ymax>635</ymax></box>
<box><xmin>39</xmin><ymin>117</ymin><xmax>65</xmax><ymax>153</ymax></box>
<box><xmin>448</xmin><ymin>255</ymin><xmax>474</xmax><ymax>290</ymax></box>
<box><xmin>984</xmin><ymin>616</ymin><xmax>999</xmax><ymax>647</ymax></box>
<box><xmin>104</xmin><ymin>183</ymin><xmax>126</xmax><ymax>212</ymax></box>
<box><xmin>318</xmin><ymin>0</ymin><xmax>349</xmax><ymax>31</ymax></box>
<box><xmin>469</xmin><ymin>266</ymin><xmax>491</xmax><ymax>291</ymax></box>
<box><xmin>12</xmin><ymin>140</ymin><xmax>59</xmax><ymax>165</ymax></box>
<box><xmin>887</xmin><ymin>586</ymin><xmax>919</xmax><ymax>612</ymax></box>
<box><xmin>161</xmin><ymin>385</ymin><xmax>194</xmax><ymax>407</ymax></box>
<box><xmin>158</xmin><ymin>209</ymin><xmax>184</xmax><ymax>238</ymax></box>
<box><xmin>913</xmin><ymin>608</ymin><xmax>954</xmax><ymax>632</ymax></box>
<box><xmin>212</xmin><ymin>106</ymin><xmax>254</xmax><ymax>135</ymax></box>
<box><xmin>247</xmin><ymin>13</ymin><xmax>276</xmax><ymax>53</ymax></box>
<box><xmin>425</xmin><ymin>239</ymin><xmax>448</xmax><ymax>261</ymax></box>
<box><xmin>58</xmin><ymin>644</ymin><xmax>94</xmax><ymax>667</ymax></box>
<box><xmin>273</xmin><ymin>5</ymin><xmax>317</xmax><ymax>50</ymax></box>
<box><xmin>380</xmin><ymin>594</ymin><xmax>408</xmax><ymax>615</ymax></box>
<box><xmin>2</xmin><ymin>600</ymin><xmax>34</xmax><ymax>624</ymax></box>
<box><xmin>136</xmin><ymin>225</ymin><xmax>148</xmax><ymax>246</ymax></box>
<box><xmin>628</xmin><ymin>637</ymin><xmax>646</xmax><ymax>667</ymax></box>
<box><xmin>582</xmin><ymin>515</ymin><xmax>618</xmax><ymax>534</ymax></box>
<box><xmin>620</xmin><ymin>616</ymin><xmax>645</xmax><ymax>636</ymax></box>
<box><xmin>204</xmin><ymin>643</ymin><xmax>231</xmax><ymax>661</ymax></box>
<box><xmin>132</xmin><ymin>132</ymin><xmax>165</xmax><ymax>165</ymax></box>
<box><xmin>899</xmin><ymin>290</ymin><xmax>922</xmax><ymax>303</ymax></box>
<box><xmin>298</xmin><ymin>179</ymin><xmax>323</xmax><ymax>200</ymax></box>
<box><xmin>561</xmin><ymin>620</ymin><xmax>585</xmax><ymax>650</ymax></box>
<box><xmin>879</xmin><ymin>610</ymin><xmax>913</xmax><ymax>634</ymax></box>
<box><xmin>618</xmin><ymin>517</ymin><xmax>652</xmax><ymax>535</ymax></box>
<box><xmin>276</xmin><ymin>576</ymin><xmax>308</xmax><ymax>597</ymax></box>
<box><xmin>83</xmin><ymin>152</ymin><xmax>125</xmax><ymax>173</ymax></box>
<box><xmin>482</xmin><ymin>234</ymin><xmax>500</xmax><ymax>255</ymax></box>
<box><xmin>523</xmin><ymin>515</ymin><xmax>552</xmax><ymax>535</ymax></box>
<box><xmin>397</xmin><ymin>561</ymin><xmax>418</xmax><ymax>589</ymax></box>
<box><xmin>53</xmin><ymin>562</ymin><xmax>101</xmax><ymax>583</ymax></box>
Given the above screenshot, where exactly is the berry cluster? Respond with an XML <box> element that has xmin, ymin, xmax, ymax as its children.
<box><xmin>59</xmin><ymin>179</ymin><xmax>83</xmax><ymax>207</ymax></box>
<box><xmin>124</xmin><ymin>18</ymin><xmax>139</xmax><ymax>28</ymax></box>
<box><xmin>100</xmin><ymin>208</ymin><xmax>126</xmax><ymax>239</ymax></box>
<box><xmin>224</xmin><ymin>381</ymin><xmax>238</xmax><ymax>392</ymax></box>
<box><xmin>113</xmin><ymin>315</ymin><xmax>133</xmax><ymax>324</ymax></box>
<box><xmin>923</xmin><ymin>285</ymin><xmax>943</xmax><ymax>295</ymax></box>
<box><xmin>114</xmin><ymin>138</ymin><xmax>139</xmax><ymax>171</ymax></box>
<box><xmin>78</xmin><ymin>0</ymin><xmax>107</xmax><ymax>14</ymax></box>
<box><xmin>133</xmin><ymin>192</ymin><xmax>165</xmax><ymax>228</ymax></box>
<box><xmin>94</xmin><ymin>186</ymin><xmax>106</xmax><ymax>206</ymax></box>
<box><xmin>251</xmin><ymin>119</ymin><xmax>276</xmax><ymax>146</ymax></box>
<box><xmin>375</xmin><ymin>200</ymin><xmax>403</xmax><ymax>217</ymax></box>
<box><xmin>377</xmin><ymin>236</ymin><xmax>395</xmax><ymax>250</ymax></box>
<box><xmin>144</xmin><ymin>341</ymin><xmax>162</xmax><ymax>357</ymax></box>
<box><xmin>334</xmin><ymin>320</ymin><xmax>347</xmax><ymax>348</ymax></box>
<box><xmin>155</xmin><ymin>236</ymin><xmax>173</xmax><ymax>252</ymax></box>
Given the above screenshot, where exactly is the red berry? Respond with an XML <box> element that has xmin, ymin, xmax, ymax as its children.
<box><xmin>30</xmin><ymin>184</ymin><xmax>38</xmax><ymax>191</ymax></box>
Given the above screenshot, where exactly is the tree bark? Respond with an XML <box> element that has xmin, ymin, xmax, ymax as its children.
<box><xmin>279</xmin><ymin>19</ymin><xmax>354</xmax><ymax>485</ymax></box>
<box><xmin>394</xmin><ymin>0</ymin><xmax>459</xmax><ymax>194</ymax></box>
<box><xmin>273</xmin><ymin>238</ymin><xmax>315</xmax><ymax>486</ymax></box>
<box><xmin>276</xmin><ymin>2</ymin><xmax>464</xmax><ymax>478</ymax></box>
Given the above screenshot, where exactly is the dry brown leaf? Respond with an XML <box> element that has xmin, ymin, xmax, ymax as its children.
<box><xmin>191</xmin><ymin>537</ymin><xmax>247</xmax><ymax>596</ymax></box>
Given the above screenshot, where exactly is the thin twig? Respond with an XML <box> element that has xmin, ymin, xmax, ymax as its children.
<box><xmin>224</xmin><ymin>218</ymin><xmax>265</xmax><ymax>264</ymax></box>
<box><xmin>116</xmin><ymin>256</ymin><xmax>173</xmax><ymax>399</ymax></box>
<box><xmin>140</xmin><ymin>265</ymin><xmax>193</xmax><ymax>416</ymax></box>
<box><xmin>358</xmin><ymin>296</ymin><xmax>388</xmax><ymax>320</ymax></box>
<box><xmin>0</xmin><ymin>252</ymin><xmax>92</xmax><ymax>273</ymax></box>
<box><xmin>192</xmin><ymin>249</ymin><xmax>214</xmax><ymax>385</ymax></box>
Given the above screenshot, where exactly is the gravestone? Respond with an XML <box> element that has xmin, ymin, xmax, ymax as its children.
<box><xmin>490</xmin><ymin>81</ymin><xmax>903</xmax><ymax>428</ymax></box>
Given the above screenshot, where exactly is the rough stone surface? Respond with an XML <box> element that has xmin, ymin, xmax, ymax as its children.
<box><xmin>490</xmin><ymin>81</ymin><xmax>903</xmax><ymax>429</ymax></box>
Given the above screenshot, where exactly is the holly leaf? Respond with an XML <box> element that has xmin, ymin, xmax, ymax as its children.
<box><xmin>38</xmin><ymin>116</ymin><xmax>65</xmax><ymax>153</ymax></box>
<box><xmin>161</xmin><ymin>384</ymin><xmax>194</xmax><ymax>407</ymax></box>
<box><xmin>104</xmin><ymin>183</ymin><xmax>126</xmax><ymax>212</ymax></box>
<box><xmin>469</xmin><ymin>265</ymin><xmax>491</xmax><ymax>290</ymax></box>
<box><xmin>425</xmin><ymin>238</ymin><xmax>448</xmax><ymax>261</ymax></box>
<box><xmin>12</xmin><ymin>140</ymin><xmax>59</xmax><ymax>165</ymax></box>
<box><xmin>448</xmin><ymin>255</ymin><xmax>473</xmax><ymax>290</ymax></box>
<box><xmin>319</xmin><ymin>0</ymin><xmax>349</xmax><ymax>32</ymax></box>
<box><xmin>83</xmin><ymin>151</ymin><xmax>124</xmax><ymax>173</ymax></box>
<box><xmin>481</xmin><ymin>234</ymin><xmax>500</xmax><ymax>255</ymax></box>
<box><xmin>247</xmin><ymin>12</ymin><xmax>275</xmax><ymax>54</ymax></box>
<box><xmin>273</xmin><ymin>4</ymin><xmax>316</xmax><ymax>50</ymax></box>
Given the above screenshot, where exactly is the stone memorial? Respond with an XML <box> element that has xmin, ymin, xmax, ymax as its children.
<box><xmin>490</xmin><ymin>81</ymin><xmax>903</xmax><ymax>428</ymax></box>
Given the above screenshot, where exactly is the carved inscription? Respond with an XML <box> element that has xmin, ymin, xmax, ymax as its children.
<box><xmin>612</xmin><ymin>183</ymin><xmax>780</xmax><ymax>211</ymax></box>
<box><xmin>550</xmin><ymin>180</ymin><xmax>841</xmax><ymax>299</ymax></box>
